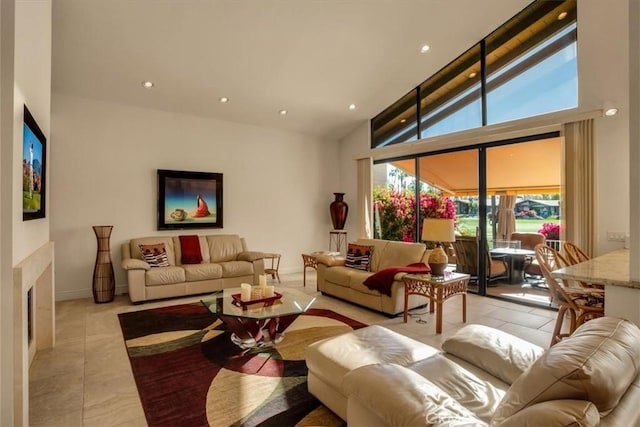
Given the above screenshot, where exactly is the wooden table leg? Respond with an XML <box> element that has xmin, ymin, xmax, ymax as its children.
<box><xmin>435</xmin><ymin>287</ymin><xmax>443</xmax><ymax>334</ymax></box>
<box><xmin>404</xmin><ymin>289</ymin><xmax>409</xmax><ymax>323</ymax></box>
<box><xmin>462</xmin><ymin>293</ymin><xmax>467</xmax><ymax>323</ymax></box>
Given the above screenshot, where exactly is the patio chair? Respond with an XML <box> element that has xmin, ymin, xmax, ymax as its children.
<box><xmin>535</xmin><ymin>243</ymin><xmax>604</xmax><ymax>346</ymax></box>
<box><xmin>452</xmin><ymin>235</ymin><xmax>508</xmax><ymax>285</ymax></box>
<box><xmin>511</xmin><ymin>232</ymin><xmax>546</xmax><ymax>286</ymax></box>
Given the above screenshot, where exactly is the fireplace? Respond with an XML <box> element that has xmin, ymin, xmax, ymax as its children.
<box><xmin>13</xmin><ymin>241</ymin><xmax>55</xmax><ymax>427</ymax></box>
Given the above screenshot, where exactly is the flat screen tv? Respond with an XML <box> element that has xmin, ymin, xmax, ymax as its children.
<box><xmin>22</xmin><ymin>105</ymin><xmax>46</xmax><ymax>221</ymax></box>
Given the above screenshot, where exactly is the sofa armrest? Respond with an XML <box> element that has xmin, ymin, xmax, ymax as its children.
<box><xmin>495</xmin><ymin>400</ymin><xmax>600</xmax><ymax>427</ymax></box>
<box><xmin>315</xmin><ymin>254</ymin><xmax>345</xmax><ymax>267</ymax></box>
<box><xmin>442</xmin><ymin>324</ymin><xmax>543</xmax><ymax>385</ymax></box>
<box><xmin>237</xmin><ymin>251</ymin><xmax>265</xmax><ymax>262</ymax></box>
<box><xmin>344</xmin><ymin>363</ymin><xmax>486</xmax><ymax>427</ymax></box>
<box><xmin>122</xmin><ymin>258</ymin><xmax>151</xmax><ymax>271</ymax></box>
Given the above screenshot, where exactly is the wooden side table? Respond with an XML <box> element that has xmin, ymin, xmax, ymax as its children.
<box><xmin>403</xmin><ymin>272</ymin><xmax>470</xmax><ymax>333</ymax></box>
<box><xmin>301</xmin><ymin>253</ymin><xmax>320</xmax><ymax>287</ymax></box>
<box><xmin>263</xmin><ymin>253</ymin><xmax>281</xmax><ymax>282</ymax></box>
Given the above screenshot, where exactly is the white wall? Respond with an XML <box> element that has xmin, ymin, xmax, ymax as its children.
<box><xmin>51</xmin><ymin>93</ymin><xmax>340</xmax><ymax>300</ymax></box>
<box><xmin>13</xmin><ymin>0</ymin><xmax>52</xmax><ymax>264</ymax></box>
<box><xmin>338</xmin><ymin>0</ymin><xmax>631</xmax><ymax>257</ymax></box>
<box><xmin>1</xmin><ymin>0</ymin><xmax>51</xmax><ymax>424</ymax></box>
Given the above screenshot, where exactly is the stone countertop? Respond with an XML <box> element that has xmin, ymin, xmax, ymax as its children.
<box><xmin>552</xmin><ymin>248</ymin><xmax>640</xmax><ymax>289</ymax></box>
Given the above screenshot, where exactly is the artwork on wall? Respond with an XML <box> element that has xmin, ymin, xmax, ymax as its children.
<box><xmin>157</xmin><ymin>169</ymin><xmax>223</xmax><ymax>230</ymax></box>
<box><xmin>23</xmin><ymin>105</ymin><xmax>47</xmax><ymax>221</ymax></box>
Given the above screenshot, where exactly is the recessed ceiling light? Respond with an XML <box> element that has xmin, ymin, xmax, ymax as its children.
<box><xmin>141</xmin><ymin>80</ymin><xmax>154</xmax><ymax>89</ymax></box>
<box><xmin>557</xmin><ymin>11</ymin><xmax>568</xmax><ymax>20</ymax></box>
<box><xmin>468</xmin><ymin>72</ymin><xmax>477</xmax><ymax>78</ymax></box>
<box><xmin>400</xmin><ymin>119</ymin><xmax>407</xmax><ymax>123</ymax></box>
<box><xmin>279</xmin><ymin>109</ymin><xmax>288</xmax><ymax>115</ymax></box>
<box><xmin>219</xmin><ymin>97</ymin><xmax>229</xmax><ymax>103</ymax></box>
<box><xmin>604</xmin><ymin>107</ymin><xmax>619</xmax><ymax>117</ymax></box>
<box><xmin>420</xmin><ymin>45</ymin><xmax>430</xmax><ymax>53</ymax></box>
<box><xmin>348</xmin><ymin>104</ymin><xmax>356</xmax><ymax>111</ymax></box>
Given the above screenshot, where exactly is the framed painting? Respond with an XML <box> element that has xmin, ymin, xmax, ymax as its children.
<box><xmin>23</xmin><ymin>105</ymin><xmax>47</xmax><ymax>221</ymax></box>
<box><xmin>157</xmin><ymin>169</ymin><xmax>223</xmax><ymax>230</ymax></box>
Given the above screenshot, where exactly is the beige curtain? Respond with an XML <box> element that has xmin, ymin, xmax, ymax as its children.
<box><xmin>563</xmin><ymin>119</ymin><xmax>597</xmax><ymax>256</ymax></box>
<box><xmin>496</xmin><ymin>195</ymin><xmax>516</xmax><ymax>240</ymax></box>
<box><xmin>356</xmin><ymin>157</ymin><xmax>373</xmax><ymax>239</ymax></box>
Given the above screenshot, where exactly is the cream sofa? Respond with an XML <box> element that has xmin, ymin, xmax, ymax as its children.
<box><xmin>121</xmin><ymin>234</ymin><xmax>265</xmax><ymax>303</ymax></box>
<box><xmin>306</xmin><ymin>317</ymin><xmax>640</xmax><ymax>426</ymax></box>
<box><xmin>316</xmin><ymin>238</ymin><xmax>431</xmax><ymax>315</ymax></box>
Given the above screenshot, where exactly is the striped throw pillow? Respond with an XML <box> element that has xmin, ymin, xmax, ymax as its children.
<box><xmin>139</xmin><ymin>243</ymin><xmax>170</xmax><ymax>267</ymax></box>
<box><xmin>345</xmin><ymin>243</ymin><xmax>373</xmax><ymax>271</ymax></box>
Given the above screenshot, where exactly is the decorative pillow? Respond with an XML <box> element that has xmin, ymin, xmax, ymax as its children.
<box><xmin>179</xmin><ymin>235</ymin><xmax>203</xmax><ymax>264</ymax></box>
<box><xmin>139</xmin><ymin>243</ymin><xmax>170</xmax><ymax>267</ymax></box>
<box><xmin>345</xmin><ymin>243</ymin><xmax>373</xmax><ymax>271</ymax></box>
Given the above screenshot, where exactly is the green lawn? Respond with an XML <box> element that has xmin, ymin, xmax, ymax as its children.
<box><xmin>457</xmin><ymin>217</ymin><xmax>559</xmax><ymax>239</ymax></box>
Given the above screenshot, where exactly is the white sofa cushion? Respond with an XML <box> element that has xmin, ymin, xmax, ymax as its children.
<box><xmin>145</xmin><ymin>266</ymin><xmax>185</xmax><ymax>286</ymax></box>
<box><xmin>306</xmin><ymin>325</ymin><xmax>439</xmax><ymax>394</ymax></box>
<box><xmin>344</xmin><ymin>363</ymin><xmax>486</xmax><ymax>427</ymax></box>
<box><xmin>442</xmin><ymin>324</ymin><xmax>544</xmax><ymax>385</ymax></box>
<box><xmin>182</xmin><ymin>263</ymin><xmax>223</xmax><ymax>281</ymax></box>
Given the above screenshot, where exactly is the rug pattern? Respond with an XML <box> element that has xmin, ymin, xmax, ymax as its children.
<box><xmin>118</xmin><ymin>303</ymin><xmax>366</xmax><ymax>427</ymax></box>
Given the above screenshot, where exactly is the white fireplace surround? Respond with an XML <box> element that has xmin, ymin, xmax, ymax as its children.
<box><xmin>13</xmin><ymin>241</ymin><xmax>55</xmax><ymax>427</ymax></box>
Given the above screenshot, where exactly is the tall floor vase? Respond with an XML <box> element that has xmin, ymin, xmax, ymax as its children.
<box><xmin>92</xmin><ymin>225</ymin><xmax>115</xmax><ymax>303</ymax></box>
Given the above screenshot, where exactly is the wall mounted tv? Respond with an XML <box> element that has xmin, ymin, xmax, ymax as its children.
<box><xmin>22</xmin><ymin>105</ymin><xmax>46</xmax><ymax>221</ymax></box>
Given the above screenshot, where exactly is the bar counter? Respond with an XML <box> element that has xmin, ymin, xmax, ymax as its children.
<box><xmin>553</xmin><ymin>248</ymin><xmax>640</xmax><ymax>325</ymax></box>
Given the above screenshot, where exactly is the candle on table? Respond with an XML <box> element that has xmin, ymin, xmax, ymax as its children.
<box><xmin>264</xmin><ymin>285</ymin><xmax>275</xmax><ymax>298</ymax></box>
<box><xmin>259</xmin><ymin>274</ymin><xmax>267</xmax><ymax>288</ymax></box>
<box><xmin>240</xmin><ymin>283</ymin><xmax>252</xmax><ymax>301</ymax></box>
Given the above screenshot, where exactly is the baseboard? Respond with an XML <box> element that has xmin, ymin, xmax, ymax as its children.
<box><xmin>55</xmin><ymin>284</ymin><xmax>129</xmax><ymax>301</ymax></box>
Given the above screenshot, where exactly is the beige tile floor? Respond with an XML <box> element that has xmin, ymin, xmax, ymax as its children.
<box><xmin>29</xmin><ymin>271</ymin><xmax>558</xmax><ymax>427</ymax></box>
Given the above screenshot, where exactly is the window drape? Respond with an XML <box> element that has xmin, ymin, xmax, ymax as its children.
<box><xmin>356</xmin><ymin>157</ymin><xmax>373</xmax><ymax>239</ymax></box>
<box><xmin>563</xmin><ymin>119</ymin><xmax>597</xmax><ymax>256</ymax></box>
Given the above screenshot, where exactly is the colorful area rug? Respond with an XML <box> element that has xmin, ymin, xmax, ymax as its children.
<box><xmin>118</xmin><ymin>303</ymin><xmax>366</xmax><ymax>427</ymax></box>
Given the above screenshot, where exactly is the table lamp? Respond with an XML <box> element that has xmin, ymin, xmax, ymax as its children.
<box><xmin>422</xmin><ymin>218</ymin><xmax>455</xmax><ymax>276</ymax></box>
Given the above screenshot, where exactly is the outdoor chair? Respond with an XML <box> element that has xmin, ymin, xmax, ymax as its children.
<box><xmin>535</xmin><ymin>243</ymin><xmax>604</xmax><ymax>346</ymax></box>
<box><xmin>511</xmin><ymin>232</ymin><xmax>546</xmax><ymax>287</ymax></box>
<box><xmin>452</xmin><ymin>235</ymin><xmax>508</xmax><ymax>285</ymax></box>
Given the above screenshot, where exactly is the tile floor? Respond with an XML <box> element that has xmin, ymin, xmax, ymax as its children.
<box><xmin>29</xmin><ymin>271</ymin><xmax>558</xmax><ymax>426</ymax></box>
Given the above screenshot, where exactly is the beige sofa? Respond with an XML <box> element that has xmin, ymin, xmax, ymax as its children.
<box><xmin>306</xmin><ymin>316</ymin><xmax>640</xmax><ymax>426</ymax></box>
<box><xmin>121</xmin><ymin>234</ymin><xmax>265</xmax><ymax>303</ymax></box>
<box><xmin>316</xmin><ymin>238</ymin><xmax>431</xmax><ymax>315</ymax></box>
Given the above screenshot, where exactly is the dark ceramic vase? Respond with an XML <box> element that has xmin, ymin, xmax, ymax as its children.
<box><xmin>329</xmin><ymin>193</ymin><xmax>349</xmax><ymax>230</ymax></box>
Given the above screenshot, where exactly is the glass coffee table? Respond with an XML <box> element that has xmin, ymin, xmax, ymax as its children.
<box><xmin>201</xmin><ymin>287</ymin><xmax>316</xmax><ymax>349</ymax></box>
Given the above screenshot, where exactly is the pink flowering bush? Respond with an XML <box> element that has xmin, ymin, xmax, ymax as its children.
<box><xmin>373</xmin><ymin>187</ymin><xmax>456</xmax><ymax>241</ymax></box>
<box><xmin>539</xmin><ymin>222</ymin><xmax>560</xmax><ymax>240</ymax></box>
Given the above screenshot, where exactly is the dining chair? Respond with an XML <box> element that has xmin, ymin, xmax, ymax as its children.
<box><xmin>535</xmin><ymin>243</ymin><xmax>604</xmax><ymax>346</ymax></box>
<box><xmin>562</xmin><ymin>242</ymin><xmax>604</xmax><ymax>289</ymax></box>
<box><xmin>563</xmin><ymin>241</ymin><xmax>590</xmax><ymax>264</ymax></box>
<box><xmin>511</xmin><ymin>232</ymin><xmax>546</xmax><ymax>286</ymax></box>
<box><xmin>452</xmin><ymin>235</ymin><xmax>508</xmax><ymax>285</ymax></box>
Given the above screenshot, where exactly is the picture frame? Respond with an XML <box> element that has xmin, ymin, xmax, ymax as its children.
<box><xmin>157</xmin><ymin>169</ymin><xmax>223</xmax><ymax>230</ymax></box>
<box><xmin>22</xmin><ymin>105</ymin><xmax>47</xmax><ymax>221</ymax></box>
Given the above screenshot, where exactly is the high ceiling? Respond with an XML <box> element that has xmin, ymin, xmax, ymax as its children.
<box><xmin>51</xmin><ymin>0</ymin><xmax>532</xmax><ymax>140</ymax></box>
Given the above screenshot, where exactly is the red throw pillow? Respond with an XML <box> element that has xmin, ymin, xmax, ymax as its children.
<box><xmin>179</xmin><ymin>235</ymin><xmax>203</xmax><ymax>264</ymax></box>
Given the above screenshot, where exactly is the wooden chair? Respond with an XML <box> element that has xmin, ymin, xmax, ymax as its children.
<box><xmin>535</xmin><ymin>243</ymin><xmax>604</xmax><ymax>346</ymax></box>
<box><xmin>511</xmin><ymin>232</ymin><xmax>546</xmax><ymax>286</ymax></box>
<box><xmin>562</xmin><ymin>242</ymin><xmax>604</xmax><ymax>289</ymax></box>
<box><xmin>452</xmin><ymin>235</ymin><xmax>508</xmax><ymax>285</ymax></box>
<box><xmin>563</xmin><ymin>241</ymin><xmax>590</xmax><ymax>264</ymax></box>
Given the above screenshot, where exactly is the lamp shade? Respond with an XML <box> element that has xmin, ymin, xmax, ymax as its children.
<box><xmin>422</xmin><ymin>218</ymin><xmax>455</xmax><ymax>243</ymax></box>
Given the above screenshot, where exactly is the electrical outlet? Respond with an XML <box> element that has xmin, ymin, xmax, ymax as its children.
<box><xmin>606</xmin><ymin>232</ymin><xmax>626</xmax><ymax>242</ymax></box>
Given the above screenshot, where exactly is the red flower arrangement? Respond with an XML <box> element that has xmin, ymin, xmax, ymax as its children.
<box><xmin>538</xmin><ymin>222</ymin><xmax>560</xmax><ymax>240</ymax></box>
